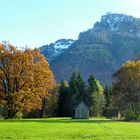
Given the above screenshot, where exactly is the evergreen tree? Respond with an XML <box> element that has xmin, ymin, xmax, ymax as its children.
<box><xmin>104</xmin><ymin>85</ymin><xmax>113</xmax><ymax>108</ymax></box>
<box><xmin>69</xmin><ymin>72</ymin><xmax>88</xmax><ymax>105</ymax></box>
<box><xmin>58</xmin><ymin>80</ymin><xmax>72</xmax><ymax>117</ymax></box>
<box><xmin>88</xmin><ymin>75</ymin><xmax>104</xmax><ymax>117</ymax></box>
<box><xmin>103</xmin><ymin>85</ymin><xmax>113</xmax><ymax>116</ymax></box>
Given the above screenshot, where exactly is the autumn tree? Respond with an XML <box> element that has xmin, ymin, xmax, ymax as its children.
<box><xmin>113</xmin><ymin>61</ymin><xmax>140</xmax><ymax>120</ymax></box>
<box><xmin>0</xmin><ymin>43</ymin><xmax>54</xmax><ymax>118</ymax></box>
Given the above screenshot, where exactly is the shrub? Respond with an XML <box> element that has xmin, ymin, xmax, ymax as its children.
<box><xmin>122</xmin><ymin>107</ymin><xmax>138</xmax><ymax>121</ymax></box>
<box><xmin>15</xmin><ymin>112</ymin><xmax>23</xmax><ymax>119</ymax></box>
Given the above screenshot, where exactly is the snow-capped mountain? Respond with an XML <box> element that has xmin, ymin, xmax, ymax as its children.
<box><xmin>40</xmin><ymin>39</ymin><xmax>74</xmax><ymax>62</ymax></box>
<box><xmin>93</xmin><ymin>12</ymin><xmax>140</xmax><ymax>34</ymax></box>
<box><xmin>46</xmin><ymin>13</ymin><xmax>140</xmax><ymax>85</ymax></box>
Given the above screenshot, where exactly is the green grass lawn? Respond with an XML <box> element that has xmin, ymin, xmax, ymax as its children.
<box><xmin>0</xmin><ymin>118</ymin><xmax>140</xmax><ymax>140</ymax></box>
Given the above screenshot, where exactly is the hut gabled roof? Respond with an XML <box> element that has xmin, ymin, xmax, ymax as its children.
<box><xmin>73</xmin><ymin>100</ymin><xmax>89</xmax><ymax>110</ymax></box>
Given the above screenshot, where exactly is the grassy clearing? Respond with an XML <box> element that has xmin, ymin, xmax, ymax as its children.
<box><xmin>0</xmin><ymin>118</ymin><xmax>139</xmax><ymax>140</ymax></box>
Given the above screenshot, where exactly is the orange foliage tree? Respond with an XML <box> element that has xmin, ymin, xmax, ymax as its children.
<box><xmin>113</xmin><ymin>61</ymin><xmax>140</xmax><ymax>120</ymax></box>
<box><xmin>0</xmin><ymin>43</ymin><xmax>54</xmax><ymax>118</ymax></box>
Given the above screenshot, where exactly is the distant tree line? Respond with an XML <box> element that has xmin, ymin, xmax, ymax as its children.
<box><xmin>44</xmin><ymin>63</ymin><xmax>140</xmax><ymax>121</ymax></box>
<box><xmin>44</xmin><ymin>72</ymin><xmax>111</xmax><ymax>118</ymax></box>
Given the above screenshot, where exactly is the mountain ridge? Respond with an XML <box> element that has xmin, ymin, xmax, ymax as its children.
<box><xmin>40</xmin><ymin>13</ymin><xmax>140</xmax><ymax>85</ymax></box>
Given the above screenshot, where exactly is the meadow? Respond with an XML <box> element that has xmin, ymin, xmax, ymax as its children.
<box><xmin>0</xmin><ymin>118</ymin><xmax>139</xmax><ymax>140</ymax></box>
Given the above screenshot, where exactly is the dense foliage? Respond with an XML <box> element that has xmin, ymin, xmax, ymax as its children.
<box><xmin>113</xmin><ymin>61</ymin><xmax>140</xmax><ymax>120</ymax></box>
<box><xmin>58</xmin><ymin>80</ymin><xmax>72</xmax><ymax>117</ymax></box>
<box><xmin>88</xmin><ymin>75</ymin><xmax>105</xmax><ymax>116</ymax></box>
<box><xmin>69</xmin><ymin>72</ymin><xmax>88</xmax><ymax>105</ymax></box>
<box><xmin>57</xmin><ymin>72</ymin><xmax>105</xmax><ymax>117</ymax></box>
<box><xmin>0</xmin><ymin>43</ymin><xmax>54</xmax><ymax>118</ymax></box>
<box><xmin>103</xmin><ymin>85</ymin><xmax>114</xmax><ymax>117</ymax></box>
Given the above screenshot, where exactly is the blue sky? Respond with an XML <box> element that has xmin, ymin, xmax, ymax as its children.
<box><xmin>0</xmin><ymin>0</ymin><xmax>140</xmax><ymax>48</ymax></box>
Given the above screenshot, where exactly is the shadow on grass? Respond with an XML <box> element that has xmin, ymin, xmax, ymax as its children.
<box><xmin>0</xmin><ymin>118</ymin><xmax>117</xmax><ymax>124</ymax></box>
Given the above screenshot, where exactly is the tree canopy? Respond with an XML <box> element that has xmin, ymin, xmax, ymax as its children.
<box><xmin>0</xmin><ymin>43</ymin><xmax>54</xmax><ymax>118</ymax></box>
<box><xmin>113</xmin><ymin>61</ymin><xmax>140</xmax><ymax>120</ymax></box>
<box><xmin>69</xmin><ymin>72</ymin><xmax>88</xmax><ymax>105</ymax></box>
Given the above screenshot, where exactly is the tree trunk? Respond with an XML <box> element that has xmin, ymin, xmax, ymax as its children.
<box><xmin>40</xmin><ymin>98</ymin><xmax>46</xmax><ymax>118</ymax></box>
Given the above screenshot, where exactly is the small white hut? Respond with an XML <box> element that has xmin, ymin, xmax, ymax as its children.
<box><xmin>73</xmin><ymin>101</ymin><xmax>89</xmax><ymax>119</ymax></box>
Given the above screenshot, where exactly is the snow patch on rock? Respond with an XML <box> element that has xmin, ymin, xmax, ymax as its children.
<box><xmin>54</xmin><ymin>40</ymin><xmax>74</xmax><ymax>49</ymax></box>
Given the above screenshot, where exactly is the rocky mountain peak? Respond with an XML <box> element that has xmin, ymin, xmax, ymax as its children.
<box><xmin>102</xmin><ymin>12</ymin><xmax>135</xmax><ymax>24</ymax></box>
<box><xmin>94</xmin><ymin>12</ymin><xmax>140</xmax><ymax>33</ymax></box>
<box><xmin>78</xmin><ymin>13</ymin><xmax>140</xmax><ymax>44</ymax></box>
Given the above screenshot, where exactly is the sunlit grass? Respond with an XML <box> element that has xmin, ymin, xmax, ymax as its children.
<box><xmin>0</xmin><ymin>118</ymin><xmax>139</xmax><ymax>140</ymax></box>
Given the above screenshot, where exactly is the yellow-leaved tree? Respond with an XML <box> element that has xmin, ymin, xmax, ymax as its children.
<box><xmin>113</xmin><ymin>61</ymin><xmax>140</xmax><ymax>120</ymax></box>
<box><xmin>0</xmin><ymin>43</ymin><xmax>54</xmax><ymax>118</ymax></box>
